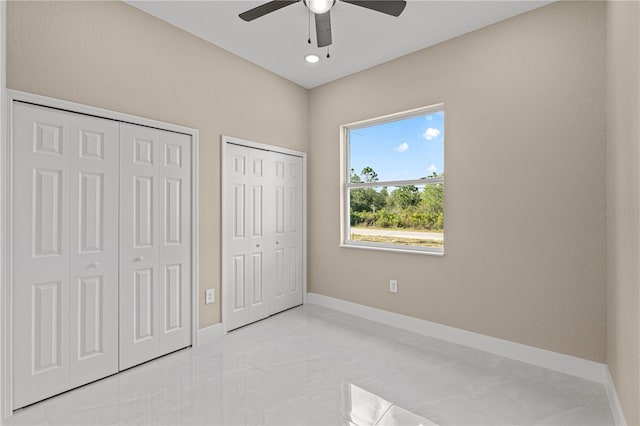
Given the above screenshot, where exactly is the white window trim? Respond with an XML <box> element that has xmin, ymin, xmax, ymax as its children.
<box><xmin>340</xmin><ymin>103</ymin><xmax>445</xmax><ymax>255</ymax></box>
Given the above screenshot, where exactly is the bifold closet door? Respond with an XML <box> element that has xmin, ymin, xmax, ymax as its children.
<box><xmin>225</xmin><ymin>144</ymin><xmax>273</xmax><ymax>331</ymax></box>
<box><xmin>225</xmin><ymin>144</ymin><xmax>303</xmax><ymax>331</ymax></box>
<box><xmin>119</xmin><ymin>123</ymin><xmax>192</xmax><ymax>370</ymax></box>
<box><xmin>12</xmin><ymin>102</ymin><xmax>119</xmax><ymax>409</ymax></box>
<box><xmin>269</xmin><ymin>153</ymin><xmax>303</xmax><ymax>315</ymax></box>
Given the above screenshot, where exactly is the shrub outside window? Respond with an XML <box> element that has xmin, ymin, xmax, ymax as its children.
<box><xmin>341</xmin><ymin>105</ymin><xmax>444</xmax><ymax>254</ymax></box>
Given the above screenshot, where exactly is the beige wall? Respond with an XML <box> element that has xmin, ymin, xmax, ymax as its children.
<box><xmin>6</xmin><ymin>1</ymin><xmax>309</xmax><ymax>329</ymax></box>
<box><xmin>7</xmin><ymin>0</ymin><xmax>623</xmax><ymax>370</ymax></box>
<box><xmin>309</xmin><ymin>1</ymin><xmax>607</xmax><ymax>362</ymax></box>
<box><xmin>606</xmin><ymin>1</ymin><xmax>640</xmax><ymax>424</ymax></box>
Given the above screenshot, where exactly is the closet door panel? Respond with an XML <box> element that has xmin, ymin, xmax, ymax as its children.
<box><xmin>269</xmin><ymin>153</ymin><xmax>303</xmax><ymax>315</ymax></box>
<box><xmin>12</xmin><ymin>103</ymin><xmax>71</xmax><ymax>409</ymax></box>
<box><xmin>119</xmin><ymin>123</ymin><xmax>161</xmax><ymax>370</ymax></box>
<box><xmin>225</xmin><ymin>144</ymin><xmax>251</xmax><ymax>331</ymax></box>
<box><xmin>246</xmin><ymin>148</ymin><xmax>273</xmax><ymax>323</ymax></box>
<box><xmin>158</xmin><ymin>130</ymin><xmax>191</xmax><ymax>353</ymax></box>
<box><xmin>286</xmin><ymin>156</ymin><xmax>304</xmax><ymax>303</ymax></box>
<box><xmin>119</xmin><ymin>124</ymin><xmax>192</xmax><ymax>369</ymax></box>
<box><xmin>224</xmin><ymin>144</ymin><xmax>271</xmax><ymax>331</ymax></box>
<box><xmin>69</xmin><ymin>115</ymin><xmax>119</xmax><ymax>387</ymax></box>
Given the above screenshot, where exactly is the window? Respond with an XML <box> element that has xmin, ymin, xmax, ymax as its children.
<box><xmin>341</xmin><ymin>105</ymin><xmax>444</xmax><ymax>254</ymax></box>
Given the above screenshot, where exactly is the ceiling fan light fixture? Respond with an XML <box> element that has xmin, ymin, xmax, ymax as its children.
<box><xmin>304</xmin><ymin>54</ymin><xmax>320</xmax><ymax>64</ymax></box>
<box><xmin>306</xmin><ymin>0</ymin><xmax>334</xmax><ymax>14</ymax></box>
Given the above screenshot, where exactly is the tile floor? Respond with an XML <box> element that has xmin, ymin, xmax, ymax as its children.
<box><xmin>6</xmin><ymin>304</ymin><xmax>614</xmax><ymax>426</ymax></box>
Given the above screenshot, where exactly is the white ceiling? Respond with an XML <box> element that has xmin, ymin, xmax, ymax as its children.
<box><xmin>127</xmin><ymin>0</ymin><xmax>552</xmax><ymax>89</ymax></box>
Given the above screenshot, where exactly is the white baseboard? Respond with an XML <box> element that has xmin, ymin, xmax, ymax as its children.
<box><xmin>197</xmin><ymin>323</ymin><xmax>223</xmax><ymax>345</ymax></box>
<box><xmin>604</xmin><ymin>366</ymin><xmax>628</xmax><ymax>426</ymax></box>
<box><xmin>306</xmin><ymin>292</ymin><xmax>606</xmax><ymax>384</ymax></box>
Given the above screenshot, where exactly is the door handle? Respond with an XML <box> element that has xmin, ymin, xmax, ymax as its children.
<box><xmin>89</xmin><ymin>261</ymin><xmax>100</xmax><ymax>268</ymax></box>
<box><xmin>134</xmin><ymin>256</ymin><xmax>144</xmax><ymax>262</ymax></box>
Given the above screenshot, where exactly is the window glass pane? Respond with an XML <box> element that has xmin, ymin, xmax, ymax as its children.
<box><xmin>349</xmin><ymin>110</ymin><xmax>444</xmax><ymax>182</ymax></box>
<box><xmin>348</xmin><ymin>184</ymin><xmax>444</xmax><ymax>249</ymax></box>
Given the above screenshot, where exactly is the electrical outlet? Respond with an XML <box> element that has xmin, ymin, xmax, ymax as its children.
<box><xmin>390</xmin><ymin>279</ymin><xmax>398</xmax><ymax>293</ymax></box>
<box><xmin>205</xmin><ymin>288</ymin><xmax>215</xmax><ymax>304</ymax></box>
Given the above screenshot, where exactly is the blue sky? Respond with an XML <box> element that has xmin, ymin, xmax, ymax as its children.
<box><xmin>349</xmin><ymin>110</ymin><xmax>444</xmax><ymax>182</ymax></box>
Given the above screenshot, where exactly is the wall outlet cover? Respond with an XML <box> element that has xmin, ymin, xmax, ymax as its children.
<box><xmin>205</xmin><ymin>288</ymin><xmax>215</xmax><ymax>304</ymax></box>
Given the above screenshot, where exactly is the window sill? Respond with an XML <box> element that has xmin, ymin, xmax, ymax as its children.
<box><xmin>340</xmin><ymin>242</ymin><xmax>444</xmax><ymax>256</ymax></box>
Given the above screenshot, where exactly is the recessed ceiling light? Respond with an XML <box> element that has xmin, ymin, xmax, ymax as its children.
<box><xmin>305</xmin><ymin>54</ymin><xmax>320</xmax><ymax>64</ymax></box>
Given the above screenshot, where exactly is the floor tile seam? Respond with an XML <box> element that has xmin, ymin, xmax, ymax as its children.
<box><xmin>498</xmin><ymin>384</ymin><xmax>520</xmax><ymax>426</ymax></box>
<box><xmin>244</xmin><ymin>359</ymin><xmax>349</xmax><ymax>423</ymax></box>
<box><xmin>243</xmin><ymin>358</ymin><xmax>316</xmax><ymax>397</ymax></box>
<box><xmin>412</xmin><ymin>397</ymin><xmax>505</xmax><ymax>426</ymax></box>
<box><xmin>415</xmin><ymin>390</ymin><xmax>513</xmax><ymax>422</ymax></box>
<box><xmin>296</xmin><ymin>393</ymin><xmax>354</xmax><ymax>425</ymax></box>
<box><xmin>511</xmin><ymin>373</ymin><xmax>605</xmax><ymax>405</ymax></box>
<box><xmin>241</xmin><ymin>348</ymin><xmax>352</xmax><ymax>374</ymax></box>
<box><xmin>276</xmin><ymin>386</ymin><xmax>352</xmax><ymax>425</ymax></box>
<box><xmin>34</xmin><ymin>405</ymin><xmax>53</xmax><ymax>426</ymax></box>
<box><xmin>534</xmin><ymin>401</ymin><xmax>606</xmax><ymax>425</ymax></box>
<box><xmin>413</xmin><ymin>392</ymin><xmax>470</xmax><ymax>411</ymax></box>
<box><xmin>299</xmin><ymin>392</ymin><xmax>341</xmax><ymax>417</ymax></box>
<box><xmin>497</xmin><ymin>384</ymin><xmax>594</xmax><ymax>426</ymax></box>
<box><xmin>372</xmin><ymin>402</ymin><xmax>395</xmax><ymax>426</ymax></box>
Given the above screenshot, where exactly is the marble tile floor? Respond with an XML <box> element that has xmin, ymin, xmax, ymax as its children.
<box><xmin>6</xmin><ymin>304</ymin><xmax>614</xmax><ymax>426</ymax></box>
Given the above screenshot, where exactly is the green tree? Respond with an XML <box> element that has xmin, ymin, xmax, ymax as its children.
<box><xmin>360</xmin><ymin>166</ymin><xmax>378</xmax><ymax>183</ymax></box>
<box><xmin>350</xmin><ymin>167</ymin><xmax>444</xmax><ymax>230</ymax></box>
<box><xmin>420</xmin><ymin>181</ymin><xmax>444</xmax><ymax>230</ymax></box>
<box><xmin>349</xmin><ymin>168</ymin><xmax>361</xmax><ymax>183</ymax></box>
<box><xmin>350</xmin><ymin>167</ymin><xmax>387</xmax><ymax>225</ymax></box>
<box><xmin>389</xmin><ymin>185</ymin><xmax>421</xmax><ymax>209</ymax></box>
<box><xmin>350</xmin><ymin>187</ymin><xmax>386</xmax><ymax>213</ymax></box>
<box><xmin>422</xmin><ymin>184</ymin><xmax>443</xmax><ymax>211</ymax></box>
<box><xmin>350</xmin><ymin>166</ymin><xmax>385</xmax><ymax>213</ymax></box>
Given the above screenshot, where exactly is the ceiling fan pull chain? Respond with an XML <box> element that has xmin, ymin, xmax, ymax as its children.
<box><xmin>308</xmin><ymin>9</ymin><xmax>312</xmax><ymax>44</ymax></box>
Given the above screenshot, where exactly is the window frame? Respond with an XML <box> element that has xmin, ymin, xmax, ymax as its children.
<box><xmin>340</xmin><ymin>103</ymin><xmax>445</xmax><ymax>255</ymax></box>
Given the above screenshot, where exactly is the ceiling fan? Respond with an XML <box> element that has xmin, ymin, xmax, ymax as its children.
<box><xmin>239</xmin><ymin>0</ymin><xmax>407</xmax><ymax>48</ymax></box>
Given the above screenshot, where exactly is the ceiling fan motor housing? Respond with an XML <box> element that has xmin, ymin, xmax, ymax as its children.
<box><xmin>239</xmin><ymin>0</ymin><xmax>407</xmax><ymax>49</ymax></box>
<box><xmin>304</xmin><ymin>0</ymin><xmax>337</xmax><ymax>15</ymax></box>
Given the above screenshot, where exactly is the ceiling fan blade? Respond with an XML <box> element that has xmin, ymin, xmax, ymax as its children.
<box><xmin>341</xmin><ymin>0</ymin><xmax>406</xmax><ymax>17</ymax></box>
<box><xmin>315</xmin><ymin>11</ymin><xmax>332</xmax><ymax>47</ymax></box>
<box><xmin>239</xmin><ymin>1</ymin><xmax>299</xmax><ymax>22</ymax></box>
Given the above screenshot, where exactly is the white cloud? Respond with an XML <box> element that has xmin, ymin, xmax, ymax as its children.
<box><xmin>395</xmin><ymin>142</ymin><xmax>409</xmax><ymax>153</ymax></box>
<box><xmin>428</xmin><ymin>164</ymin><xmax>438</xmax><ymax>174</ymax></box>
<box><xmin>423</xmin><ymin>127</ymin><xmax>441</xmax><ymax>140</ymax></box>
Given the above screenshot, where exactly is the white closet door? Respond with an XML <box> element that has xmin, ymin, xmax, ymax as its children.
<box><xmin>119</xmin><ymin>123</ymin><xmax>160</xmax><ymax>369</ymax></box>
<box><xmin>157</xmin><ymin>128</ymin><xmax>192</xmax><ymax>355</ymax></box>
<box><xmin>13</xmin><ymin>103</ymin><xmax>71</xmax><ymax>409</ymax></box>
<box><xmin>68</xmin><ymin>114</ymin><xmax>119</xmax><ymax>387</ymax></box>
<box><xmin>119</xmin><ymin>123</ymin><xmax>191</xmax><ymax>370</ymax></box>
<box><xmin>224</xmin><ymin>143</ymin><xmax>303</xmax><ymax>331</ymax></box>
<box><xmin>270</xmin><ymin>153</ymin><xmax>303</xmax><ymax>314</ymax></box>
<box><xmin>12</xmin><ymin>103</ymin><xmax>119</xmax><ymax>409</ymax></box>
<box><xmin>225</xmin><ymin>144</ymin><xmax>272</xmax><ymax>331</ymax></box>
